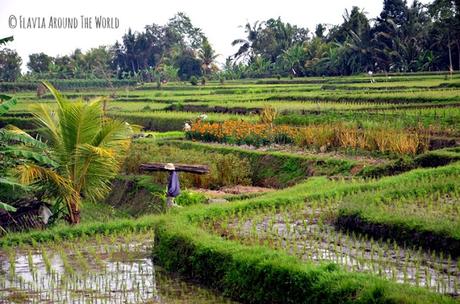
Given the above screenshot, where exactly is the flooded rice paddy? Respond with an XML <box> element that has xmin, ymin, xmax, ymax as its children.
<box><xmin>0</xmin><ymin>231</ymin><xmax>237</xmax><ymax>303</ymax></box>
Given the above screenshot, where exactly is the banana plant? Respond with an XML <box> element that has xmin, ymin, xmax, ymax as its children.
<box><xmin>0</xmin><ymin>36</ymin><xmax>13</xmax><ymax>47</ymax></box>
<box><xmin>0</xmin><ymin>93</ymin><xmax>53</xmax><ymax>213</ymax></box>
<box><xmin>0</xmin><ymin>94</ymin><xmax>17</xmax><ymax>116</ymax></box>
<box><xmin>0</xmin><ymin>94</ymin><xmax>19</xmax><ymax>213</ymax></box>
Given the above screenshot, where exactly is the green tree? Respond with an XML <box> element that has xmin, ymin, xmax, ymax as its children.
<box><xmin>371</xmin><ymin>0</ymin><xmax>410</xmax><ymax>71</ymax></box>
<box><xmin>429</xmin><ymin>0</ymin><xmax>460</xmax><ymax>72</ymax></box>
<box><xmin>281</xmin><ymin>43</ymin><xmax>307</xmax><ymax>76</ymax></box>
<box><xmin>0</xmin><ymin>49</ymin><xmax>22</xmax><ymax>81</ymax></box>
<box><xmin>176</xmin><ymin>48</ymin><xmax>202</xmax><ymax>80</ymax></box>
<box><xmin>315</xmin><ymin>24</ymin><xmax>327</xmax><ymax>40</ymax></box>
<box><xmin>161</xmin><ymin>64</ymin><xmax>179</xmax><ymax>81</ymax></box>
<box><xmin>198</xmin><ymin>38</ymin><xmax>219</xmax><ymax>75</ymax></box>
<box><xmin>17</xmin><ymin>82</ymin><xmax>134</xmax><ymax>224</ymax></box>
<box><xmin>27</xmin><ymin>52</ymin><xmax>54</xmax><ymax>74</ymax></box>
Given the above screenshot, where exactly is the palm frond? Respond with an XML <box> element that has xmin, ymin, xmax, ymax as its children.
<box><xmin>30</xmin><ymin>103</ymin><xmax>60</xmax><ymax>144</ymax></box>
<box><xmin>3</xmin><ymin>148</ymin><xmax>58</xmax><ymax>167</ymax></box>
<box><xmin>92</xmin><ymin>118</ymin><xmax>133</xmax><ymax>149</ymax></box>
<box><xmin>21</xmin><ymin>84</ymin><xmax>134</xmax><ymax>222</ymax></box>
<box><xmin>74</xmin><ymin>145</ymin><xmax>119</xmax><ymax>202</ymax></box>
<box><xmin>0</xmin><ymin>201</ymin><xmax>16</xmax><ymax>212</ymax></box>
<box><xmin>77</xmin><ymin>144</ymin><xmax>116</xmax><ymax>158</ymax></box>
<box><xmin>0</xmin><ymin>126</ymin><xmax>47</xmax><ymax>149</ymax></box>
<box><xmin>16</xmin><ymin>164</ymin><xmax>71</xmax><ymax>191</ymax></box>
<box><xmin>231</xmin><ymin>39</ymin><xmax>247</xmax><ymax>46</ymax></box>
<box><xmin>0</xmin><ymin>96</ymin><xmax>17</xmax><ymax>116</ymax></box>
<box><xmin>59</xmin><ymin>99</ymin><xmax>103</xmax><ymax>156</ymax></box>
<box><xmin>0</xmin><ymin>36</ymin><xmax>14</xmax><ymax>46</ymax></box>
<box><xmin>41</xmin><ymin>81</ymin><xmax>65</xmax><ymax>109</ymax></box>
<box><xmin>0</xmin><ymin>177</ymin><xmax>29</xmax><ymax>190</ymax></box>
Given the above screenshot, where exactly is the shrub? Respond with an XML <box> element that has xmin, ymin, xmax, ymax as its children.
<box><xmin>190</xmin><ymin>76</ymin><xmax>198</xmax><ymax>86</ymax></box>
<box><xmin>175</xmin><ymin>191</ymin><xmax>207</xmax><ymax>206</ymax></box>
<box><xmin>259</xmin><ymin>105</ymin><xmax>278</xmax><ymax>126</ymax></box>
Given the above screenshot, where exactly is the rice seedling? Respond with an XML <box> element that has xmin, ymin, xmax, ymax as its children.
<box><xmin>0</xmin><ymin>230</ymin><xmax>236</xmax><ymax>303</ymax></box>
<box><xmin>206</xmin><ymin>201</ymin><xmax>460</xmax><ymax>296</ymax></box>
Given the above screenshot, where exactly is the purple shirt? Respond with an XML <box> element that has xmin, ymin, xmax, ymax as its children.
<box><xmin>167</xmin><ymin>171</ymin><xmax>181</xmax><ymax>197</ymax></box>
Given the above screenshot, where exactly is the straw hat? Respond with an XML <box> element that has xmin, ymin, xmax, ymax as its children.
<box><xmin>164</xmin><ymin>163</ymin><xmax>176</xmax><ymax>171</ymax></box>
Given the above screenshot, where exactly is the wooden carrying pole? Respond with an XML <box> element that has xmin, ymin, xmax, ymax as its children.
<box><xmin>139</xmin><ymin>163</ymin><xmax>209</xmax><ymax>175</ymax></box>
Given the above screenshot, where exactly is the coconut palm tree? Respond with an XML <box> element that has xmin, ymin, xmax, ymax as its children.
<box><xmin>198</xmin><ymin>38</ymin><xmax>219</xmax><ymax>75</ymax></box>
<box><xmin>231</xmin><ymin>21</ymin><xmax>262</xmax><ymax>61</ymax></box>
<box><xmin>17</xmin><ymin>82</ymin><xmax>134</xmax><ymax>224</ymax></box>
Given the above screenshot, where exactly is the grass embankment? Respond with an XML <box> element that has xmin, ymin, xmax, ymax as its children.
<box><xmin>1</xmin><ymin>165</ymin><xmax>459</xmax><ymax>303</ymax></box>
<box><xmin>337</xmin><ymin>163</ymin><xmax>460</xmax><ymax>256</ymax></box>
<box><xmin>153</xmin><ymin>166</ymin><xmax>460</xmax><ymax>304</ymax></box>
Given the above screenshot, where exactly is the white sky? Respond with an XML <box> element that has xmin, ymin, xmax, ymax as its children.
<box><xmin>0</xmin><ymin>0</ymin><xmax>431</xmax><ymax>71</ymax></box>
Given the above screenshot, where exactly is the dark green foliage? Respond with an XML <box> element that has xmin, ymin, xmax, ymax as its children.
<box><xmin>190</xmin><ymin>75</ymin><xmax>198</xmax><ymax>85</ymax></box>
<box><xmin>0</xmin><ymin>49</ymin><xmax>22</xmax><ymax>82</ymax></box>
<box><xmin>0</xmin><ymin>94</ymin><xmax>17</xmax><ymax>116</ymax></box>
<box><xmin>103</xmin><ymin>175</ymin><xmax>166</xmax><ymax>216</ymax></box>
<box><xmin>27</xmin><ymin>53</ymin><xmax>54</xmax><ymax>74</ymax></box>
<box><xmin>178</xmin><ymin>56</ymin><xmax>202</xmax><ymax>81</ymax></box>
<box><xmin>175</xmin><ymin>191</ymin><xmax>207</xmax><ymax>206</ymax></box>
<box><xmin>0</xmin><ymin>116</ymin><xmax>36</xmax><ymax>130</ymax></box>
<box><xmin>414</xmin><ymin>147</ymin><xmax>460</xmax><ymax>167</ymax></box>
<box><xmin>359</xmin><ymin>157</ymin><xmax>415</xmax><ymax>178</ymax></box>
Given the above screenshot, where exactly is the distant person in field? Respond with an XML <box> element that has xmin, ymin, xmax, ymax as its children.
<box><xmin>368</xmin><ymin>71</ymin><xmax>375</xmax><ymax>83</ymax></box>
<box><xmin>165</xmin><ymin>163</ymin><xmax>181</xmax><ymax>208</ymax></box>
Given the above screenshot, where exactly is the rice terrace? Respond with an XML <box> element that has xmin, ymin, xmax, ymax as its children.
<box><xmin>1</xmin><ymin>0</ymin><xmax>460</xmax><ymax>303</ymax></box>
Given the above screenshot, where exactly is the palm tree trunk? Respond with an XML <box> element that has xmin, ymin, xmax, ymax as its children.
<box><xmin>456</xmin><ymin>40</ymin><xmax>460</xmax><ymax>71</ymax></box>
<box><xmin>447</xmin><ymin>33</ymin><xmax>453</xmax><ymax>76</ymax></box>
<box><xmin>67</xmin><ymin>198</ymin><xmax>81</xmax><ymax>224</ymax></box>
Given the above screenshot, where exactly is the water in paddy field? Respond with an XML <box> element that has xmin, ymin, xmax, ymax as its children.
<box><xmin>215</xmin><ymin>210</ymin><xmax>460</xmax><ymax>298</ymax></box>
<box><xmin>0</xmin><ymin>232</ymin><xmax>237</xmax><ymax>304</ymax></box>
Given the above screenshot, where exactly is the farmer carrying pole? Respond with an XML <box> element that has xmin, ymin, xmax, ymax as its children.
<box><xmin>164</xmin><ymin>163</ymin><xmax>181</xmax><ymax>208</ymax></box>
<box><xmin>139</xmin><ymin>162</ymin><xmax>209</xmax><ymax>208</ymax></box>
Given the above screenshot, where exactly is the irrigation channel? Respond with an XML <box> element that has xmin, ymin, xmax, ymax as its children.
<box><xmin>0</xmin><ymin>231</ymin><xmax>237</xmax><ymax>303</ymax></box>
<box><xmin>208</xmin><ymin>205</ymin><xmax>460</xmax><ymax>298</ymax></box>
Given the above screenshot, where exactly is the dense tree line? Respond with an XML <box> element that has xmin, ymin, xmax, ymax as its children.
<box><xmin>1</xmin><ymin>13</ymin><xmax>217</xmax><ymax>82</ymax></box>
<box><xmin>223</xmin><ymin>0</ymin><xmax>460</xmax><ymax>78</ymax></box>
<box><xmin>0</xmin><ymin>0</ymin><xmax>459</xmax><ymax>82</ymax></box>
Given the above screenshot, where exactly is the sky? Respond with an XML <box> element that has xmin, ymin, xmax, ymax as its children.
<box><xmin>0</xmin><ymin>0</ymin><xmax>431</xmax><ymax>71</ymax></box>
